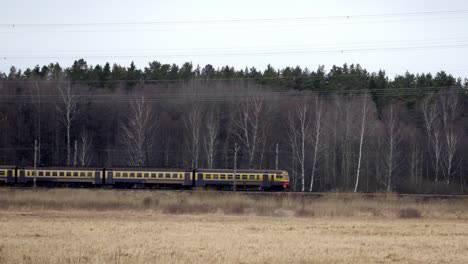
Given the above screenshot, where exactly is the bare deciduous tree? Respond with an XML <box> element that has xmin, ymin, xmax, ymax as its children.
<box><xmin>420</xmin><ymin>96</ymin><xmax>438</xmax><ymax>181</ymax></box>
<box><xmin>440</xmin><ymin>92</ymin><xmax>460</xmax><ymax>184</ymax></box>
<box><xmin>432</xmin><ymin>123</ymin><xmax>443</xmax><ymax>183</ymax></box>
<box><xmin>233</xmin><ymin>96</ymin><xmax>265</xmax><ymax>169</ymax></box>
<box><xmin>184</xmin><ymin>104</ymin><xmax>202</xmax><ymax>168</ymax></box>
<box><xmin>120</xmin><ymin>97</ymin><xmax>155</xmax><ymax>167</ymax></box>
<box><xmin>78</xmin><ymin>129</ymin><xmax>93</xmax><ymax>166</ymax></box>
<box><xmin>309</xmin><ymin>96</ymin><xmax>324</xmax><ymax>192</ymax></box>
<box><xmin>203</xmin><ymin>110</ymin><xmax>219</xmax><ymax>169</ymax></box>
<box><xmin>382</xmin><ymin>102</ymin><xmax>402</xmax><ymax>192</ymax></box>
<box><xmin>57</xmin><ymin>82</ymin><xmax>78</xmax><ymax>166</ymax></box>
<box><xmin>354</xmin><ymin>95</ymin><xmax>368</xmax><ymax>192</ymax></box>
<box><xmin>287</xmin><ymin>101</ymin><xmax>310</xmax><ymax>192</ymax></box>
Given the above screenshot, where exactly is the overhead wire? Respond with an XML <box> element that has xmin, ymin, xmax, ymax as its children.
<box><xmin>3</xmin><ymin>43</ymin><xmax>468</xmax><ymax>60</ymax></box>
<box><xmin>2</xmin><ymin>9</ymin><xmax>468</xmax><ymax>28</ymax></box>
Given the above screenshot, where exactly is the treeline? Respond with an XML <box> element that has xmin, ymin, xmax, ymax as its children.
<box><xmin>0</xmin><ymin>60</ymin><xmax>467</xmax><ymax>194</ymax></box>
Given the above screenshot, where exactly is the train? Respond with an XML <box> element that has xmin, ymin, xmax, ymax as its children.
<box><xmin>0</xmin><ymin>166</ymin><xmax>290</xmax><ymax>191</ymax></box>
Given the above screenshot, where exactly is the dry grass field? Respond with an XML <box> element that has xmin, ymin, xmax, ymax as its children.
<box><xmin>0</xmin><ymin>189</ymin><xmax>467</xmax><ymax>263</ymax></box>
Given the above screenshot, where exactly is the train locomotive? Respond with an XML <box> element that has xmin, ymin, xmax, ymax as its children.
<box><xmin>0</xmin><ymin>166</ymin><xmax>290</xmax><ymax>191</ymax></box>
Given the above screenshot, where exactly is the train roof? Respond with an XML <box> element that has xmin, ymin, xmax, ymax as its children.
<box><xmin>21</xmin><ymin>166</ymin><xmax>101</xmax><ymax>171</ymax></box>
<box><xmin>195</xmin><ymin>169</ymin><xmax>287</xmax><ymax>173</ymax></box>
<box><xmin>9</xmin><ymin>167</ymin><xmax>287</xmax><ymax>173</ymax></box>
<box><xmin>106</xmin><ymin>167</ymin><xmax>191</xmax><ymax>172</ymax></box>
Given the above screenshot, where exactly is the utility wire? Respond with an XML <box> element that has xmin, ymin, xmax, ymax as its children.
<box><xmin>4</xmin><ymin>36</ymin><xmax>468</xmax><ymax>55</ymax></box>
<box><xmin>3</xmin><ymin>43</ymin><xmax>468</xmax><ymax>60</ymax></box>
<box><xmin>2</xmin><ymin>9</ymin><xmax>468</xmax><ymax>28</ymax></box>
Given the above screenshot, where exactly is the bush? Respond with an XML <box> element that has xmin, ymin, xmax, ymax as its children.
<box><xmin>294</xmin><ymin>207</ymin><xmax>315</xmax><ymax>217</ymax></box>
<box><xmin>224</xmin><ymin>201</ymin><xmax>246</xmax><ymax>215</ymax></box>
<box><xmin>399</xmin><ymin>208</ymin><xmax>421</xmax><ymax>219</ymax></box>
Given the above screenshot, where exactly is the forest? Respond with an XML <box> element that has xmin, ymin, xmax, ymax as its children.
<box><xmin>0</xmin><ymin>59</ymin><xmax>467</xmax><ymax>194</ymax></box>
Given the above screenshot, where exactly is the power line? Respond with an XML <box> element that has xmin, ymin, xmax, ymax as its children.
<box><xmin>4</xmin><ymin>36</ymin><xmax>468</xmax><ymax>54</ymax></box>
<box><xmin>3</xmin><ymin>43</ymin><xmax>468</xmax><ymax>60</ymax></box>
<box><xmin>2</xmin><ymin>15</ymin><xmax>468</xmax><ymax>34</ymax></box>
<box><xmin>2</xmin><ymin>9</ymin><xmax>468</xmax><ymax>28</ymax></box>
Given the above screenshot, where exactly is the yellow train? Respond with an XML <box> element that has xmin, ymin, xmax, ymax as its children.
<box><xmin>2</xmin><ymin>167</ymin><xmax>289</xmax><ymax>191</ymax></box>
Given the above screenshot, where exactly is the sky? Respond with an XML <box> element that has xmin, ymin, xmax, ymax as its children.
<box><xmin>1</xmin><ymin>0</ymin><xmax>468</xmax><ymax>78</ymax></box>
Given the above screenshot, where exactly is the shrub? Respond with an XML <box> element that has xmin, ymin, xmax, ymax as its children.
<box><xmin>294</xmin><ymin>207</ymin><xmax>314</xmax><ymax>217</ymax></box>
<box><xmin>224</xmin><ymin>201</ymin><xmax>246</xmax><ymax>215</ymax></box>
<box><xmin>399</xmin><ymin>208</ymin><xmax>421</xmax><ymax>219</ymax></box>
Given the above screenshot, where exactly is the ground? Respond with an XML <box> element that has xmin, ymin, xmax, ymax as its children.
<box><xmin>0</xmin><ymin>189</ymin><xmax>467</xmax><ymax>263</ymax></box>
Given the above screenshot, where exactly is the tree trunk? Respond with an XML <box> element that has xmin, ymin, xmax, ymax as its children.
<box><xmin>354</xmin><ymin>95</ymin><xmax>367</xmax><ymax>193</ymax></box>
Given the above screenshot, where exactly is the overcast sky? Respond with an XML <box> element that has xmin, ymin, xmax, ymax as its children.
<box><xmin>1</xmin><ymin>0</ymin><xmax>468</xmax><ymax>78</ymax></box>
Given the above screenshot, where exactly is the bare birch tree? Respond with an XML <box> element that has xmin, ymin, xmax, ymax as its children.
<box><xmin>287</xmin><ymin>101</ymin><xmax>310</xmax><ymax>192</ymax></box>
<box><xmin>120</xmin><ymin>97</ymin><xmax>155</xmax><ymax>167</ymax></box>
<box><xmin>57</xmin><ymin>81</ymin><xmax>78</xmax><ymax>166</ymax></box>
<box><xmin>203</xmin><ymin>110</ymin><xmax>219</xmax><ymax>169</ymax></box>
<box><xmin>420</xmin><ymin>96</ymin><xmax>438</xmax><ymax>181</ymax></box>
<box><xmin>432</xmin><ymin>124</ymin><xmax>443</xmax><ymax>183</ymax></box>
<box><xmin>354</xmin><ymin>95</ymin><xmax>368</xmax><ymax>192</ymax></box>
<box><xmin>382</xmin><ymin>102</ymin><xmax>402</xmax><ymax>192</ymax></box>
<box><xmin>233</xmin><ymin>96</ymin><xmax>265</xmax><ymax>169</ymax></box>
<box><xmin>309</xmin><ymin>96</ymin><xmax>324</xmax><ymax>192</ymax></box>
<box><xmin>439</xmin><ymin>92</ymin><xmax>460</xmax><ymax>184</ymax></box>
<box><xmin>184</xmin><ymin>104</ymin><xmax>202</xmax><ymax>168</ymax></box>
<box><xmin>78</xmin><ymin>129</ymin><xmax>93</xmax><ymax>166</ymax></box>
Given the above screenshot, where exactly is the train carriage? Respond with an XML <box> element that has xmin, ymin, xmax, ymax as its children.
<box><xmin>18</xmin><ymin>167</ymin><xmax>102</xmax><ymax>186</ymax></box>
<box><xmin>105</xmin><ymin>168</ymin><xmax>192</xmax><ymax>188</ymax></box>
<box><xmin>0</xmin><ymin>166</ymin><xmax>16</xmax><ymax>184</ymax></box>
<box><xmin>195</xmin><ymin>169</ymin><xmax>289</xmax><ymax>191</ymax></box>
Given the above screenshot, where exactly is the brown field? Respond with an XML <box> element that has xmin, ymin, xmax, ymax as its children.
<box><xmin>0</xmin><ymin>189</ymin><xmax>467</xmax><ymax>263</ymax></box>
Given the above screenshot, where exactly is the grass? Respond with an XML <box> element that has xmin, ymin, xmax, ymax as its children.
<box><xmin>0</xmin><ymin>189</ymin><xmax>467</xmax><ymax>263</ymax></box>
<box><xmin>0</xmin><ymin>211</ymin><xmax>468</xmax><ymax>263</ymax></box>
<box><xmin>0</xmin><ymin>188</ymin><xmax>467</xmax><ymax>219</ymax></box>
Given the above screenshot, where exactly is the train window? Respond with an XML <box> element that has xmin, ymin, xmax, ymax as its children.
<box><xmin>213</xmin><ymin>174</ymin><xmax>219</xmax><ymax>180</ymax></box>
<box><xmin>158</xmin><ymin>173</ymin><xmax>163</xmax><ymax>178</ymax></box>
<box><xmin>242</xmin><ymin>175</ymin><xmax>247</xmax><ymax>180</ymax></box>
<box><xmin>58</xmin><ymin>172</ymin><xmax>64</xmax><ymax>176</ymax></box>
<box><xmin>116</xmin><ymin>172</ymin><xmax>121</xmax><ymax>177</ymax></box>
<box><xmin>0</xmin><ymin>171</ymin><xmax>4</xmax><ymax>176</ymax></box>
<box><xmin>45</xmin><ymin>171</ymin><xmax>50</xmax><ymax>176</ymax></box>
<box><xmin>72</xmin><ymin>172</ymin><xmax>78</xmax><ymax>177</ymax></box>
<box><xmin>39</xmin><ymin>171</ymin><xmax>43</xmax><ymax>176</ymax></box>
<box><xmin>197</xmin><ymin>173</ymin><xmax>203</xmax><ymax>179</ymax></box>
<box><xmin>80</xmin><ymin>172</ymin><xmax>85</xmax><ymax>177</ymax></box>
<box><xmin>52</xmin><ymin>172</ymin><xmax>57</xmax><ymax>176</ymax></box>
<box><xmin>172</xmin><ymin>173</ymin><xmax>178</xmax><ymax>179</ymax></box>
<box><xmin>130</xmin><ymin>173</ymin><xmax>135</xmax><ymax>178</ymax></box>
<box><xmin>88</xmin><ymin>172</ymin><xmax>93</xmax><ymax>177</ymax></box>
<box><xmin>122</xmin><ymin>173</ymin><xmax>128</xmax><ymax>177</ymax></box>
<box><xmin>220</xmin><ymin>174</ymin><xmax>226</xmax><ymax>180</ymax></box>
<box><xmin>206</xmin><ymin>174</ymin><xmax>211</xmax><ymax>180</ymax></box>
<box><xmin>228</xmin><ymin>175</ymin><xmax>233</xmax><ymax>180</ymax></box>
<box><xmin>144</xmin><ymin>173</ymin><xmax>149</xmax><ymax>178</ymax></box>
<box><xmin>249</xmin><ymin>175</ymin><xmax>255</xmax><ymax>180</ymax></box>
<box><xmin>165</xmin><ymin>173</ymin><xmax>171</xmax><ymax>178</ymax></box>
<box><xmin>150</xmin><ymin>173</ymin><xmax>156</xmax><ymax>178</ymax></box>
<box><xmin>137</xmin><ymin>173</ymin><xmax>142</xmax><ymax>178</ymax></box>
<box><xmin>235</xmin><ymin>175</ymin><xmax>240</xmax><ymax>180</ymax></box>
